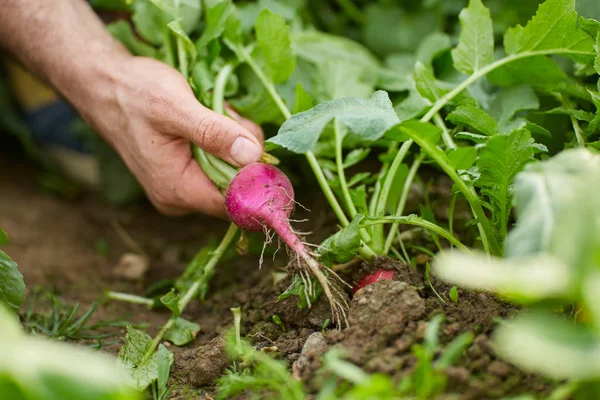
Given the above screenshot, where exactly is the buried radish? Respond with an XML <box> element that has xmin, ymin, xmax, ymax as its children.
<box><xmin>225</xmin><ymin>162</ymin><xmax>349</xmax><ymax>327</ymax></box>
<box><xmin>353</xmin><ymin>269</ymin><xmax>395</xmax><ymax>294</ymax></box>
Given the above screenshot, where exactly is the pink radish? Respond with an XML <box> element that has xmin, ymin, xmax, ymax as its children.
<box><xmin>353</xmin><ymin>269</ymin><xmax>395</xmax><ymax>294</ymax></box>
<box><xmin>226</xmin><ymin>162</ymin><xmax>348</xmax><ymax>326</ymax></box>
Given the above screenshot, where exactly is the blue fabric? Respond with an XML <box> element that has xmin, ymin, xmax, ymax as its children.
<box><xmin>23</xmin><ymin>101</ymin><xmax>90</xmax><ymax>153</ymax></box>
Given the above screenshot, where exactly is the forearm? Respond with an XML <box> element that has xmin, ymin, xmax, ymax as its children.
<box><xmin>0</xmin><ymin>0</ymin><xmax>129</xmax><ymax>119</ymax></box>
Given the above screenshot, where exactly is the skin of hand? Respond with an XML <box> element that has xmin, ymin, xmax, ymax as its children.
<box><xmin>0</xmin><ymin>0</ymin><xmax>264</xmax><ymax>218</ymax></box>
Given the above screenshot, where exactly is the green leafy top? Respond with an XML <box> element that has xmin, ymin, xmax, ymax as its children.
<box><xmin>474</xmin><ymin>129</ymin><xmax>536</xmax><ymax>244</ymax></box>
<box><xmin>451</xmin><ymin>0</ymin><xmax>494</xmax><ymax>75</ymax></box>
<box><xmin>255</xmin><ymin>9</ymin><xmax>295</xmax><ymax>84</ymax></box>
<box><xmin>504</xmin><ymin>0</ymin><xmax>595</xmax><ymax>62</ymax></box>
<box><xmin>268</xmin><ymin>91</ymin><xmax>399</xmax><ymax>153</ymax></box>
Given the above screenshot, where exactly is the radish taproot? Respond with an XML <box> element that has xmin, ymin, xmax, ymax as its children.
<box><xmin>225</xmin><ymin>162</ymin><xmax>349</xmax><ymax>326</ymax></box>
<box><xmin>353</xmin><ymin>269</ymin><xmax>395</xmax><ymax>294</ymax></box>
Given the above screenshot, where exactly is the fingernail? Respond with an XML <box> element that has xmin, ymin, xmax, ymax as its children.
<box><xmin>230</xmin><ymin>137</ymin><xmax>262</xmax><ymax>165</ymax></box>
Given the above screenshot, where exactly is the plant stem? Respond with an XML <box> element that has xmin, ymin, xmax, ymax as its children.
<box><xmin>176</xmin><ymin>36</ymin><xmax>188</xmax><ymax>80</ymax></box>
<box><xmin>556</xmin><ymin>94</ymin><xmax>586</xmax><ymax>147</ymax></box>
<box><xmin>192</xmin><ymin>63</ymin><xmax>238</xmax><ymax>188</ymax></box>
<box><xmin>430</xmin><ymin>114</ymin><xmax>491</xmax><ymax>254</ymax></box>
<box><xmin>305</xmin><ymin>151</ymin><xmax>350</xmax><ymax>227</ymax></box>
<box><xmin>383</xmin><ymin>153</ymin><xmax>424</xmax><ymax>254</ymax></box>
<box><xmin>105</xmin><ymin>291</ymin><xmax>153</xmax><ymax>307</ymax></box>
<box><xmin>141</xmin><ymin>223</ymin><xmax>239</xmax><ymax>363</ymax></box>
<box><xmin>421</xmin><ymin>49</ymin><xmax>595</xmax><ymax>122</ymax></box>
<box><xmin>371</xmin><ymin>140</ymin><xmax>412</xmax><ymax>253</ymax></box>
<box><xmin>361</xmin><ymin>217</ymin><xmax>470</xmax><ymax>253</ymax></box>
<box><xmin>334</xmin><ymin>121</ymin><xmax>357</xmax><ymax>218</ymax></box>
<box><xmin>401</xmin><ymin>128</ymin><xmax>501</xmax><ymax>255</ymax></box>
<box><xmin>333</xmin><ymin>121</ymin><xmax>374</xmax><ymax>247</ymax></box>
<box><xmin>368</xmin><ymin>142</ymin><xmax>397</xmax><ymax>237</ymax></box>
<box><xmin>569</xmin><ymin>113</ymin><xmax>585</xmax><ymax>147</ymax></box>
<box><xmin>448</xmin><ymin>192</ymin><xmax>457</xmax><ymax>249</ymax></box>
<box><xmin>434</xmin><ymin>113</ymin><xmax>456</xmax><ymax>149</ymax></box>
<box><xmin>163</xmin><ymin>28</ymin><xmax>175</xmax><ymax>67</ymax></box>
<box><xmin>213</xmin><ymin>63</ymin><xmax>234</xmax><ymax>115</ymax></box>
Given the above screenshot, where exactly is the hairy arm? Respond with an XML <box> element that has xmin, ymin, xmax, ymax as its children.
<box><xmin>0</xmin><ymin>0</ymin><xmax>129</xmax><ymax>113</ymax></box>
<box><xmin>0</xmin><ymin>0</ymin><xmax>263</xmax><ymax>217</ymax></box>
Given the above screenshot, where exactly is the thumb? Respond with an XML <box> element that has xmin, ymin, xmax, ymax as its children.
<box><xmin>178</xmin><ymin>101</ymin><xmax>263</xmax><ymax>167</ymax></box>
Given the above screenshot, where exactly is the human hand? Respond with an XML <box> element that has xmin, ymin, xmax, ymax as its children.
<box><xmin>76</xmin><ymin>56</ymin><xmax>263</xmax><ymax>217</ymax></box>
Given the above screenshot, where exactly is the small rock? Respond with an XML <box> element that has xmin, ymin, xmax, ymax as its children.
<box><xmin>113</xmin><ymin>253</ymin><xmax>149</xmax><ymax>281</ymax></box>
<box><xmin>487</xmin><ymin>361</ymin><xmax>512</xmax><ymax>378</ymax></box>
<box><xmin>293</xmin><ymin>332</ymin><xmax>328</xmax><ymax>372</ymax></box>
<box><xmin>301</xmin><ymin>332</ymin><xmax>328</xmax><ymax>356</ymax></box>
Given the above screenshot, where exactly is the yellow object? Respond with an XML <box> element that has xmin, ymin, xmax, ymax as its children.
<box><xmin>2</xmin><ymin>56</ymin><xmax>58</xmax><ymax>111</ymax></box>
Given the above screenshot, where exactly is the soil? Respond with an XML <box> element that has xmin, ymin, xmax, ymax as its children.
<box><xmin>0</xmin><ymin>144</ymin><xmax>552</xmax><ymax>399</ymax></box>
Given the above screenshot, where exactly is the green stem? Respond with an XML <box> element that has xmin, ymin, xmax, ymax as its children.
<box><xmin>105</xmin><ymin>291</ymin><xmax>153</xmax><ymax>307</ymax></box>
<box><xmin>192</xmin><ymin>63</ymin><xmax>238</xmax><ymax>188</ymax></box>
<box><xmin>368</xmin><ymin>142</ymin><xmax>397</xmax><ymax>238</ymax></box>
<box><xmin>213</xmin><ymin>63</ymin><xmax>234</xmax><ymax>115</ymax></box>
<box><xmin>431</xmin><ymin>114</ymin><xmax>491</xmax><ymax>254</ymax></box>
<box><xmin>383</xmin><ymin>152</ymin><xmax>424</xmax><ymax>255</ymax></box>
<box><xmin>402</xmin><ymin>129</ymin><xmax>501</xmax><ymax>255</ymax></box>
<box><xmin>334</xmin><ymin>121</ymin><xmax>357</xmax><ymax>218</ymax></box>
<box><xmin>361</xmin><ymin>217</ymin><xmax>470</xmax><ymax>253</ymax></box>
<box><xmin>448</xmin><ymin>192</ymin><xmax>457</xmax><ymax>249</ymax></box>
<box><xmin>305</xmin><ymin>151</ymin><xmax>350</xmax><ymax>227</ymax></box>
<box><xmin>556</xmin><ymin>94</ymin><xmax>586</xmax><ymax>147</ymax></box>
<box><xmin>569</xmin><ymin>113</ymin><xmax>585</xmax><ymax>147</ymax></box>
<box><xmin>334</xmin><ymin>121</ymin><xmax>372</xmax><ymax>246</ymax></box>
<box><xmin>421</xmin><ymin>49</ymin><xmax>595</xmax><ymax>122</ymax></box>
<box><xmin>371</xmin><ymin>140</ymin><xmax>412</xmax><ymax>253</ymax></box>
<box><xmin>433</xmin><ymin>113</ymin><xmax>456</xmax><ymax>149</ymax></box>
<box><xmin>163</xmin><ymin>28</ymin><xmax>175</xmax><ymax>67</ymax></box>
<box><xmin>226</xmin><ymin>39</ymin><xmax>291</xmax><ymax>120</ymax></box>
<box><xmin>141</xmin><ymin>223</ymin><xmax>239</xmax><ymax>363</ymax></box>
<box><xmin>176</xmin><ymin>37</ymin><xmax>188</xmax><ymax>79</ymax></box>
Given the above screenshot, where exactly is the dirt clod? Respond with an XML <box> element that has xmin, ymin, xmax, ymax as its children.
<box><xmin>174</xmin><ymin>335</ymin><xmax>229</xmax><ymax>387</ymax></box>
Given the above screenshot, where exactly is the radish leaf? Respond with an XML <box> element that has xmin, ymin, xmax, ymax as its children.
<box><xmin>0</xmin><ymin>250</ymin><xmax>24</xmax><ymax>312</ymax></box>
<box><xmin>269</xmin><ymin>91</ymin><xmax>398</xmax><ymax>153</ymax></box>
<box><xmin>504</xmin><ymin>0</ymin><xmax>595</xmax><ymax>63</ymax></box>
<box><xmin>506</xmin><ymin>148</ymin><xmax>600</xmax><ymax>257</ymax></box>
<box><xmin>319</xmin><ymin>214</ymin><xmax>364</xmax><ymax>265</ymax></box>
<box><xmin>164</xmin><ymin>317</ymin><xmax>201</xmax><ymax>346</ymax></box>
<box><xmin>474</xmin><ymin>128</ymin><xmax>536</xmax><ymax>244</ymax></box>
<box><xmin>160</xmin><ymin>289</ymin><xmax>181</xmax><ymax>316</ymax></box>
<box><xmin>118</xmin><ymin>326</ymin><xmax>174</xmax><ymax>391</ymax></box>
<box><xmin>255</xmin><ymin>9</ymin><xmax>296</xmax><ymax>84</ymax></box>
<box><xmin>196</xmin><ymin>0</ymin><xmax>233</xmax><ymax>48</ymax></box>
<box><xmin>447</xmin><ymin>105</ymin><xmax>498</xmax><ymax>136</ymax></box>
<box><xmin>451</xmin><ymin>0</ymin><xmax>494</xmax><ymax>75</ymax></box>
